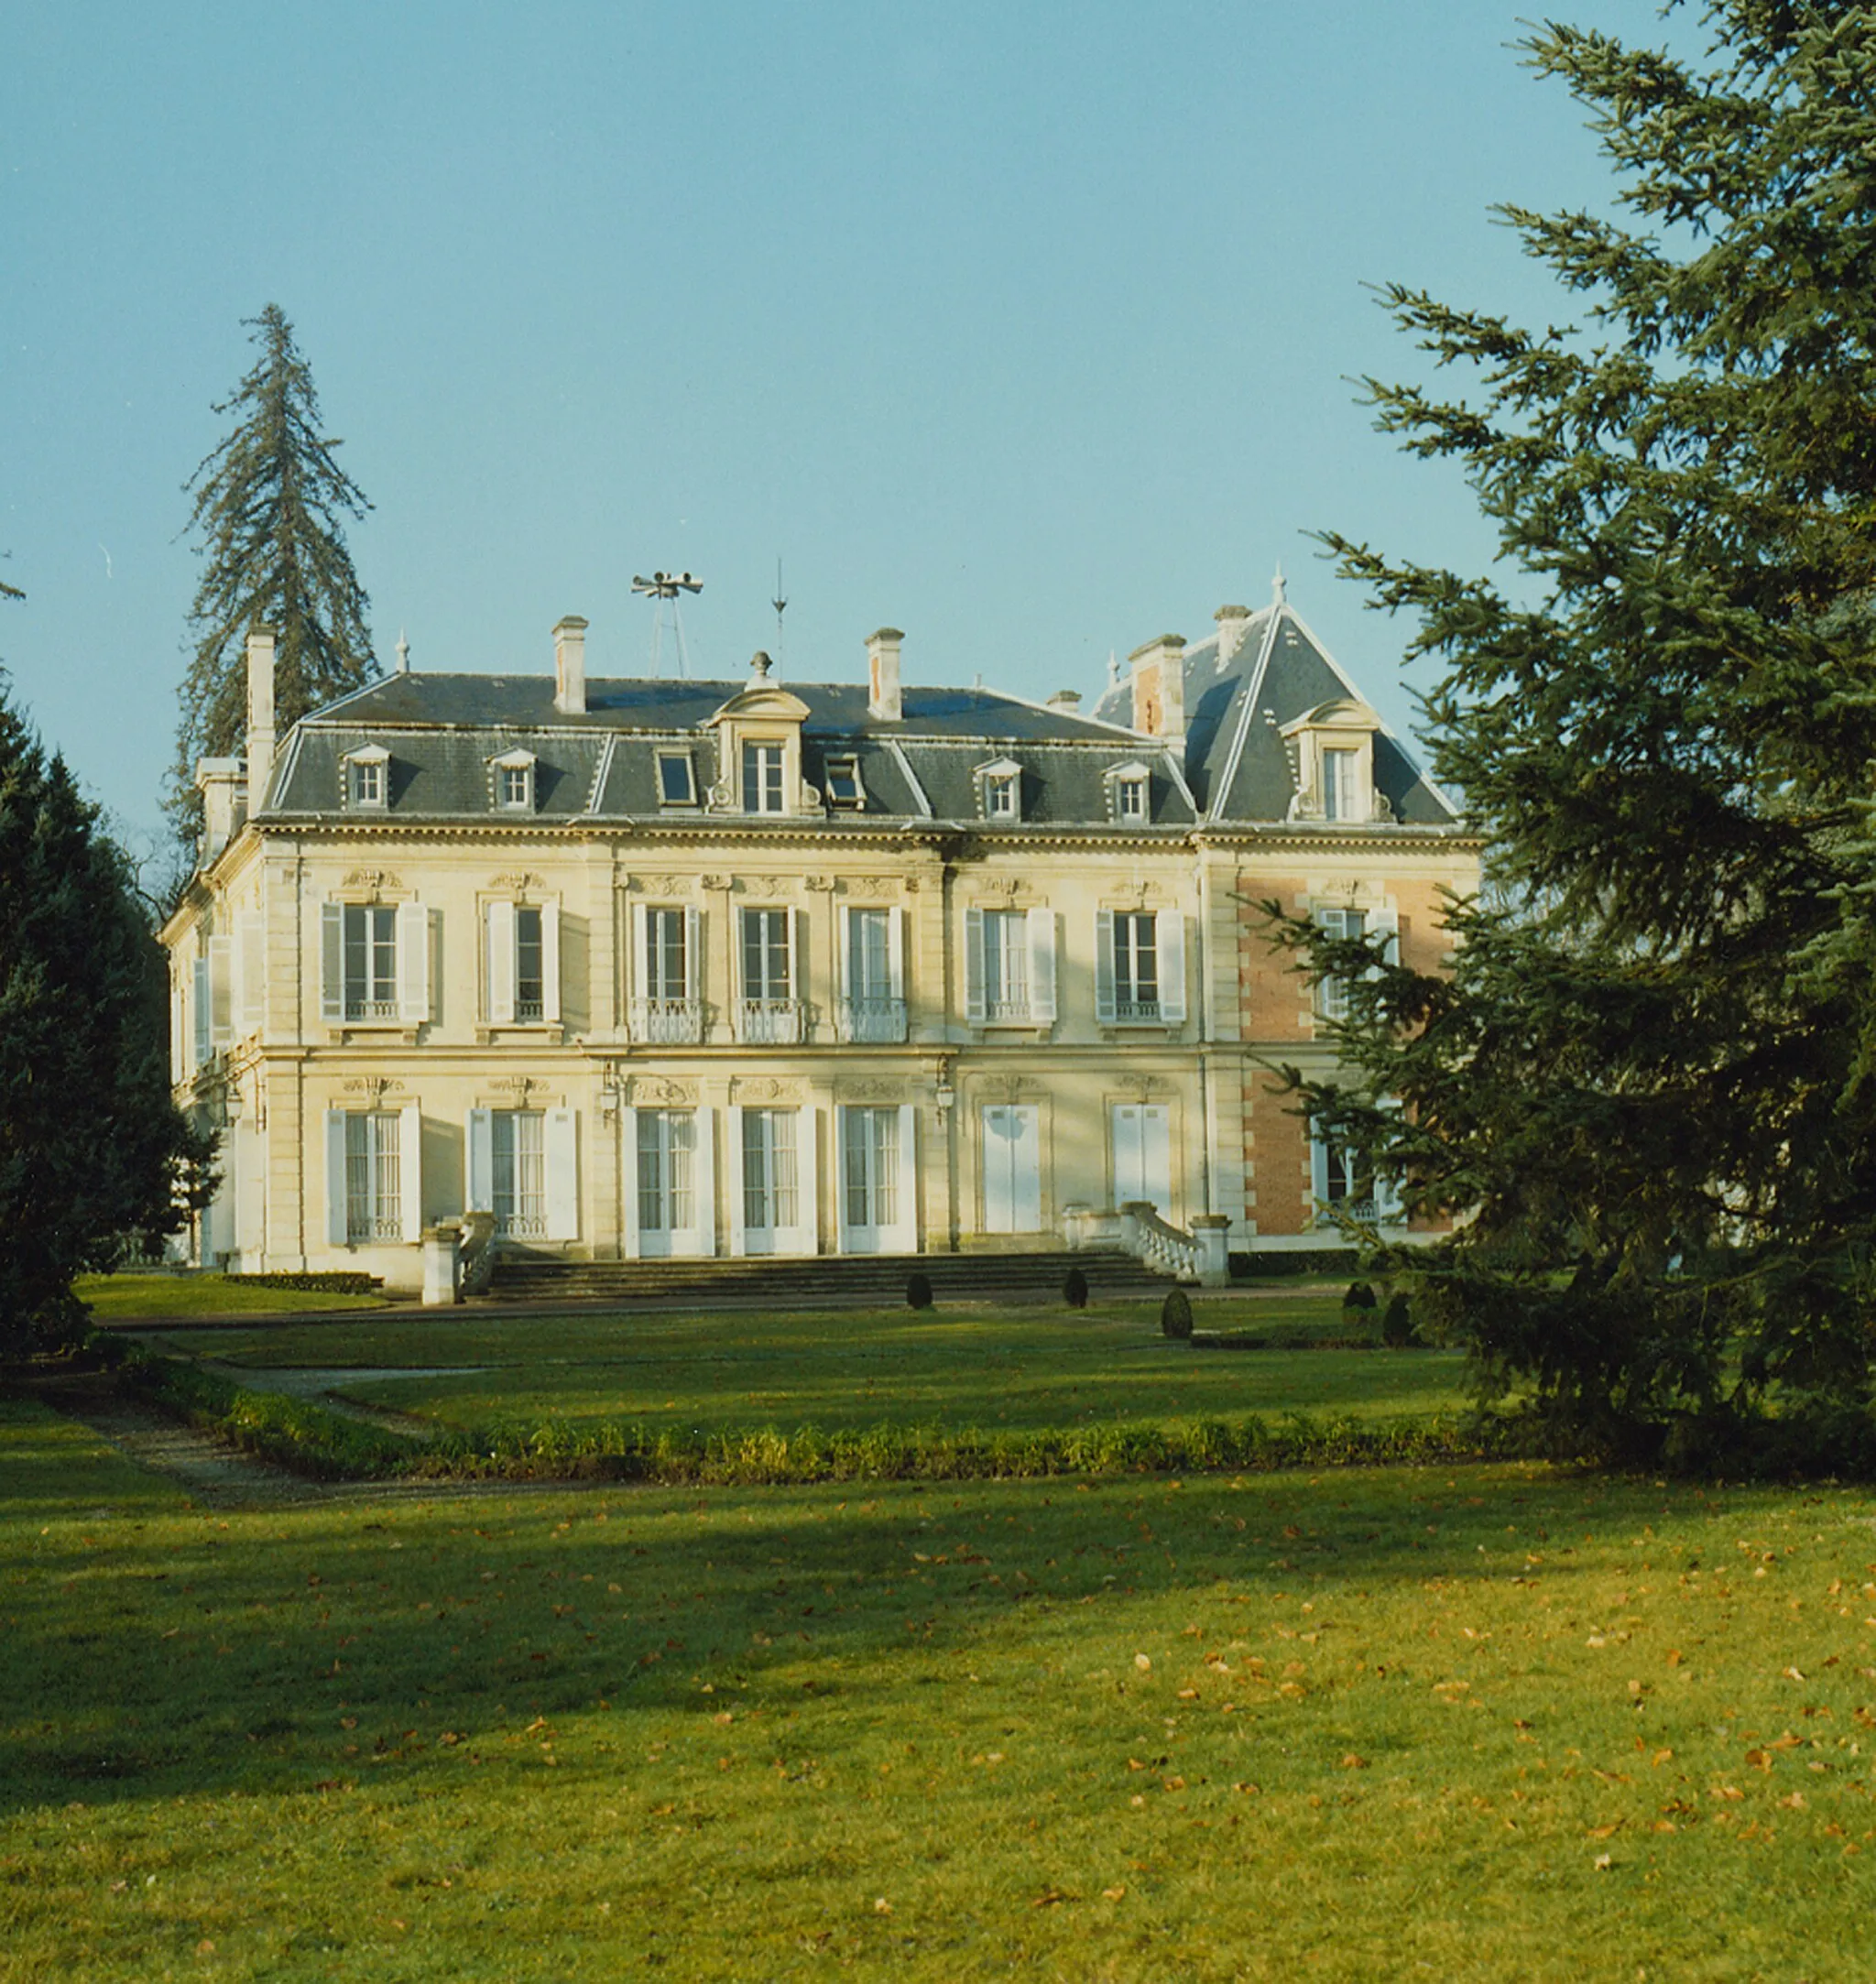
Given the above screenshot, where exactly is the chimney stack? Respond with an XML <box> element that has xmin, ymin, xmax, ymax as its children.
<box><xmin>1214</xmin><ymin>604</ymin><xmax>1252</xmax><ymax>665</ymax></box>
<box><xmin>1129</xmin><ymin>634</ymin><xmax>1187</xmax><ymax>743</ymax></box>
<box><xmin>554</xmin><ymin>616</ymin><xmax>588</xmax><ymax>715</ymax></box>
<box><xmin>1046</xmin><ymin>688</ymin><xmax>1082</xmax><ymax>714</ymax></box>
<box><xmin>245</xmin><ymin>624</ymin><xmax>277</xmax><ymax>806</ymax></box>
<box><xmin>867</xmin><ymin>627</ymin><xmax>904</xmax><ymax>723</ymax></box>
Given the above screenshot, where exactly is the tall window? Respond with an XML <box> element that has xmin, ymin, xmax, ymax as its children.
<box><xmin>637</xmin><ymin>1110</ymin><xmax>695</xmax><ymax>1234</ymax></box>
<box><xmin>843</xmin><ymin>1106</ymin><xmax>900</xmax><ymax>1231</ymax></box>
<box><xmin>1315</xmin><ymin>907</ymin><xmax>1366</xmax><ymax>1020</ymax></box>
<box><xmin>743</xmin><ymin>742</ymin><xmax>784</xmax><ymax>812</ymax></box>
<box><xmin>981</xmin><ymin>909</ymin><xmax>1030</xmax><ymax>1019</ymax></box>
<box><xmin>1323</xmin><ymin>747</ymin><xmax>1360</xmax><ymax>822</ymax></box>
<box><xmin>513</xmin><ymin>907</ymin><xmax>544</xmax><ymax>1021</ymax></box>
<box><xmin>344</xmin><ymin>1112</ymin><xmax>402</xmax><ymax>1241</ymax></box>
<box><xmin>1314</xmin><ymin>1128</ymin><xmax>1376</xmax><ymax>1223</ymax></box>
<box><xmin>492</xmin><ymin>1110</ymin><xmax>545</xmax><ymax>1237</ymax></box>
<box><xmin>848</xmin><ymin>908</ymin><xmax>890</xmax><ymax>1002</ymax></box>
<box><xmin>645</xmin><ymin>908</ymin><xmax>688</xmax><ymax>1002</ymax></box>
<box><xmin>742</xmin><ymin>908</ymin><xmax>791</xmax><ymax>1001</ymax></box>
<box><xmin>1112</xmin><ymin>912</ymin><xmax>1160</xmax><ymax>1019</ymax></box>
<box><xmin>741</xmin><ymin>1108</ymin><xmax>799</xmax><ymax>1232</ymax></box>
<box><xmin>343</xmin><ymin>904</ymin><xmax>398</xmax><ymax>1020</ymax></box>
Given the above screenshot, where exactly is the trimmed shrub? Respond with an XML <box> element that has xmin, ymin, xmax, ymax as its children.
<box><xmin>1229</xmin><ymin>1248</ymin><xmax>1359</xmax><ymax>1280</ymax></box>
<box><xmin>1380</xmin><ymin>1292</ymin><xmax>1417</xmax><ymax>1347</ymax></box>
<box><xmin>1160</xmin><ymin>1286</ymin><xmax>1194</xmax><ymax>1339</ymax></box>
<box><xmin>1344</xmin><ymin>1281</ymin><xmax>1377</xmax><ymax>1311</ymax></box>
<box><xmin>906</xmin><ymin>1271</ymin><xmax>934</xmax><ymax>1311</ymax></box>
<box><xmin>1063</xmin><ymin>1266</ymin><xmax>1090</xmax><ymax>1310</ymax></box>
<box><xmin>222</xmin><ymin>1270</ymin><xmax>383</xmax><ymax>1296</ymax></box>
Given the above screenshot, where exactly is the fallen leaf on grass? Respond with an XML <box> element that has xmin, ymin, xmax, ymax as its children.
<box><xmin>874</xmin><ymin>1898</ymin><xmax>893</xmax><ymax>1915</ymax></box>
<box><xmin>1594</xmin><ymin>1853</ymin><xmax>1613</xmax><ymax>1872</ymax></box>
<box><xmin>1340</xmin><ymin>1754</ymin><xmax>1368</xmax><ymax>1770</ymax></box>
<box><xmin>1102</xmin><ymin>1886</ymin><xmax>1127</xmax><ymax>1902</ymax></box>
<box><xmin>1134</xmin><ymin>1654</ymin><xmax>1152</xmax><ymax>1672</ymax></box>
<box><xmin>1031</xmin><ymin>1890</ymin><xmax>1070</xmax><ymax>1909</ymax></box>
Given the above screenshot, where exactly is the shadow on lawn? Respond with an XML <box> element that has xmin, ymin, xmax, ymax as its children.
<box><xmin>4</xmin><ymin>1416</ymin><xmax>1691</xmax><ymax>1816</ymax></box>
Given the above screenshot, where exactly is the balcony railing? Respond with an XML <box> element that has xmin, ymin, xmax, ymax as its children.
<box><xmin>840</xmin><ymin>997</ymin><xmax>907</xmax><ymax>1044</ymax></box>
<box><xmin>631</xmin><ymin>997</ymin><xmax>704</xmax><ymax>1044</ymax></box>
<box><xmin>736</xmin><ymin>997</ymin><xmax>804</xmax><ymax>1045</ymax></box>
<box><xmin>1114</xmin><ymin>997</ymin><xmax>1162</xmax><ymax>1023</ymax></box>
<box><xmin>983</xmin><ymin>997</ymin><xmax>1033</xmax><ymax>1024</ymax></box>
<box><xmin>344</xmin><ymin>997</ymin><xmax>400</xmax><ymax>1023</ymax></box>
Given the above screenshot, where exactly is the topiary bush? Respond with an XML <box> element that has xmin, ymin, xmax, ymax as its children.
<box><xmin>1380</xmin><ymin>1292</ymin><xmax>1417</xmax><ymax>1347</ymax></box>
<box><xmin>1344</xmin><ymin>1281</ymin><xmax>1377</xmax><ymax>1312</ymax></box>
<box><xmin>1160</xmin><ymin>1286</ymin><xmax>1194</xmax><ymax>1339</ymax></box>
<box><xmin>906</xmin><ymin>1271</ymin><xmax>934</xmax><ymax>1311</ymax></box>
<box><xmin>1063</xmin><ymin>1266</ymin><xmax>1090</xmax><ymax>1310</ymax></box>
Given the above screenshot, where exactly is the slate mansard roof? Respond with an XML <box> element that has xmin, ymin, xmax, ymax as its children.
<box><xmin>256</xmin><ymin>592</ymin><xmax>1458</xmax><ymax>834</ymax></box>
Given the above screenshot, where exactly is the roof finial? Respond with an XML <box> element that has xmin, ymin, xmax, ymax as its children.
<box><xmin>1272</xmin><ymin>564</ymin><xmax>1287</xmax><ymax>607</ymax></box>
<box><xmin>396</xmin><ymin>629</ymin><xmax>410</xmax><ymax>674</ymax></box>
<box><xmin>1107</xmin><ymin>649</ymin><xmax>1119</xmax><ymax>688</ymax></box>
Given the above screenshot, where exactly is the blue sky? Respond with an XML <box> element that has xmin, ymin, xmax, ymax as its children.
<box><xmin>3</xmin><ymin>0</ymin><xmax>1671</xmax><ymax>856</ymax></box>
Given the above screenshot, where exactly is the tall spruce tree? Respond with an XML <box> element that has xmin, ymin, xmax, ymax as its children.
<box><xmin>0</xmin><ymin>680</ymin><xmax>214</xmax><ymax>1352</ymax></box>
<box><xmin>1285</xmin><ymin>4</ymin><xmax>1876</xmax><ymax>1466</ymax></box>
<box><xmin>173</xmin><ymin>305</ymin><xmax>376</xmax><ymax>829</ymax></box>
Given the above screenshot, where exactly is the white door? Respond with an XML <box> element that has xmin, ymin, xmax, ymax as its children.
<box><xmin>739</xmin><ymin>1107</ymin><xmax>798</xmax><ymax>1256</ymax></box>
<box><xmin>981</xmin><ymin>1105</ymin><xmax>1042</xmax><ymax>1233</ymax></box>
<box><xmin>838</xmin><ymin>1105</ymin><xmax>915</xmax><ymax>1254</ymax></box>
<box><xmin>635</xmin><ymin>1109</ymin><xmax>695</xmax><ymax>1258</ymax></box>
<box><xmin>1110</xmin><ymin>1103</ymin><xmax>1172</xmax><ymax>1219</ymax></box>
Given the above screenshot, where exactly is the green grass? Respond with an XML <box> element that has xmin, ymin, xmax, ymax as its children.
<box><xmin>143</xmin><ymin>1298</ymin><xmax>1466</xmax><ymax>1447</ymax></box>
<box><xmin>76</xmin><ymin>1273</ymin><xmax>389</xmax><ymax>1320</ymax></box>
<box><xmin>6</xmin><ymin>1394</ymin><xmax>1876</xmax><ymax>1980</ymax></box>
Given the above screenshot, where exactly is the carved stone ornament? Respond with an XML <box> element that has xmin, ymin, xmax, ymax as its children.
<box><xmin>803</xmin><ymin>874</ymin><xmax>835</xmax><ymax>893</ymax></box>
<box><xmin>627</xmin><ymin>874</ymin><xmax>694</xmax><ymax>897</ymax></box>
<box><xmin>837</xmin><ymin>1078</ymin><xmax>905</xmax><ymax>1102</ymax></box>
<box><xmin>700</xmin><ymin>874</ymin><xmax>732</xmax><ymax>892</ymax></box>
<box><xmin>342</xmin><ymin>1076</ymin><xmax>404</xmax><ymax>1103</ymax></box>
<box><xmin>841</xmin><ymin>875</ymin><xmax>899</xmax><ymax>900</ymax></box>
<box><xmin>735</xmin><ymin>1076</ymin><xmax>802</xmax><ymax>1102</ymax></box>
<box><xmin>737</xmin><ymin>876</ymin><xmax>796</xmax><ymax>899</ymax></box>
<box><xmin>631</xmin><ymin>1076</ymin><xmax>698</xmax><ymax>1105</ymax></box>
<box><xmin>493</xmin><ymin>1074</ymin><xmax>546</xmax><ymax>1099</ymax></box>
<box><xmin>491</xmin><ymin>871</ymin><xmax>546</xmax><ymax>892</ymax></box>
<box><xmin>341</xmin><ymin>869</ymin><xmax>403</xmax><ymax>895</ymax></box>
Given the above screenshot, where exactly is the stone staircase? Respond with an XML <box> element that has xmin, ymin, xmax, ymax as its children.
<box><xmin>483</xmin><ymin>1246</ymin><xmax>1166</xmax><ymax>1309</ymax></box>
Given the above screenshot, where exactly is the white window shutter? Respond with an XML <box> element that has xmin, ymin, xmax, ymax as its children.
<box><xmin>835</xmin><ymin>903</ymin><xmax>853</xmax><ymax>1005</ymax></box>
<box><xmin>465</xmin><ymin>1107</ymin><xmax>494</xmax><ymax>1212</ymax></box>
<box><xmin>1027</xmin><ymin>908</ymin><xmax>1057</xmax><ymax>1023</ymax></box>
<box><xmin>791</xmin><ymin>907</ymin><xmax>807</xmax><ymax>1006</ymax></box>
<box><xmin>208</xmin><ymin>935</ymin><xmax>234</xmax><ymax>1045</ymax></box>
<box><xmin>541</xmin><ymin>899</ymin><xmax>562</xmax><ymax>1022</ymax></box>
<box><xmin>692</xmin><ymin>1105</ymin><xmax>717</xmax><ymax>1257</ymax></box>
<box><xmin>324</xmin><ymin>1109</ymin><xmax>349</xmax><ymax>1247</ymax></box>
<box><xmin>1369</xmin><ymin>905</ymin><xmax>1400</xmax><ymax>969</ymax></box>
<box><xmin>486</xmin><ymin>900</ymin><xmax>516</xmax><ymax>1023</ymax></box>
<box><xmin>834</xmin><ymin>1107</ymin><xmax>853</xmax><ymax>1257</ymax></box>
<box><xmin>236</xmin><ymin>911</ymin><xmax>264</xmax><ymax>1034</ymax></box>
<box><xmin>620</xmin><ymin>1106</ymin><xmax>641</xmax><ymax>1259</ymax></box>
<box><xmin>965</xmin><ymin>907</ymin><xmax>987</xmax><ymax>1024</ymax></box>
<box><xmin>888</xmin><ymin>905</ymin><xmax>906</xmax><ymax>1001</ymax></box>
<box><xmin>397</xmin><ymin>902</ymin><xmax>431</xmax><ymax>1023</ymax></box>
<box><xmin>1157</xmin><ymin>910</ymin><xmax>1187</xmax><ymax>1023</ymax></box>
<box><xmin>321</xmin><ymin>902</ymin><xmax>345</xmax><ymax>1023</ymax></box>
<box><xmin>795</xmin><ymin>1105</ymin><xmax>820</xmax><ymax>1256</ymax></box>
<box><xmin>732</xmin><ymin>906</ymin><xmax>749</xmax><ymax>1006</ymax></box>
<box><xmin>1309</xmin><ymin>1122</ymin><xmax>1329</xmax><ymax>1218</ymax></box>
<box><xmin>1376</xmin><ymin>1097</ymin><xmax>1404</xmax><ymax>1223</ymax></box>
<box><xmin>893</xmin><ymin>1103</ymin><xmax>918</xmax><ymax>1253</ymax></box>
<box><xmin>1095</xmin><ymin>909</ymin><xmax>1117</xmax><ymax>1023</ymax></box>
<box><xmin>725</xmin><ymin>1105</ymin><xmax>747</xmax><ymax>1257</ymax></box>
<box><xmin>544</xmin><ymin>1107</ymin><xmax>578</xmax><ymax>1240</ymax></box>
<box><xmin>170</xmin><ymin>969</ymin><xmax>186</xmax><ymax>1082</ymax></box>
<box><xmin>398</xmin><ymin>1103</ymin><xmax>423</xmax><ymax>1242</ymax></box>
<box><xmin>683</xmin><ymin>905</ymin><xmax>701</xmax><ymax>998</ymax></box>
<box><xmin>630</xmin><ymin>901</ymin><xmax>649</xmax><ymax>1010</ymax></box>
<box><xmin>192</xmin><ymin>957</ymin><xmax>212</xmax><ymax>1064</ymax></box>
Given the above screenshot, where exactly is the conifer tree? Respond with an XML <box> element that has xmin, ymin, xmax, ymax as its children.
<box><xmin>1284</xmin><ymin>5</ymin><xmax>1876</xmax><ymax>1466</ymax></box>
<box><xmin>0</xmin><ymin>681</ymin><xmax>214</xmax><ymax>1352</ymax></box>
<box><xmin>172</xmin><ymin>305</ymin><xmax>376</xmax><ymax>828</ymax></box>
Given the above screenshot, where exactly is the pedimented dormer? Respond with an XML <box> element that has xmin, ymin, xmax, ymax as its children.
<box><xmin>1281</xmin><ymin>698</ymin><xmax>1385</xmax><ymax>825</ymax></box>
<box><xmin>708</xmin><ymin>662</ymin><xmax>816</xmax><ymax>814</ymax></box>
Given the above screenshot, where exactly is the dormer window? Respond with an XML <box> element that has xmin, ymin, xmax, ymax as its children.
<box><xmin>657</xmin><ymin>751</ymin><xmax>697</xmax><ymax>807</ymax></box>
<box><xmin>1105</xmin><ymin>758</ymin><xmax>1151</xmax><ymax>824</ymax></box>
<box><xmin>1281</xmin><ymin>700</ymin><xmax>1383</xmax><ymax>825</ymax></box>
<box><xmin>343</xmin><ymin>746</ymin><xmax>390</xmax><ymax>811</ymax></box>
<box><xmin>743</xmin><ymin>741</ymin><xmax>785</xmax><ymax>813</ymax></box>
<box><xmin>490</xmin><ymin>749</ymin><xmax>537</xmax><ymax>812</ymax></box>
<box><xmin>977</xmin><ymin>758</ymin><xmax>1023</xmax><ymax>822</ymax></box>
<box><xmin>824</xmin><ymin>756</ymin><xmax>865</xmax><ymax>809</ymax></box>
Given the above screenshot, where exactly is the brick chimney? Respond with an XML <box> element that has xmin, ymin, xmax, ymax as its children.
<box><xmin>867</xmin><ymin>627</ymin><xmax>904</xmax><ymax>723</ymax></box>
<box><xmin>554</xmin><ymin>616</ymin><xmax>588</xmax><ymax>715</ymax></box>
<box><xmin>1214</xmin><ymin>604</ymin><xmax>1253</xmax><ymax>665</ymax></box>
<box><xmin>1129</xmin><ymin>634</ymin><xmax>1186</xmax><ymax>742</ymax></box>
<box><xmin>245</xmin><ymin>624</ymin><xmax>277</xmax><ymax>806</ymax></box>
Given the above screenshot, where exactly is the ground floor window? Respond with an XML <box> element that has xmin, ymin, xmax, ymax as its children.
<box><xmin>344</xmin><ymin>1112</ymin><xmax>402</xmax><ymax>1242</ymax></box>
<box><xmin>741</xmin><ymin>1107</ymin><xmax>800</xmax><ymax>1234</ymax></box>
<box><xmin>492</xmin><ymin>1109</ymin><xmax>546</xmax><ymax>1237</ymax></box>
<box><xmin>638</xmin><ymin>1109</ymin><xmax>696</xmax><ymax>1235</ymax></box>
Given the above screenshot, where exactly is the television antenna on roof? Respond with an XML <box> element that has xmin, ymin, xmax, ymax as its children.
<box><xmin>771</xmin><ymin>557</ymin><xmax>788</xmax><ymax>667</ymax></box>
<box><xmin>631</xmin><ymin>570</ymin><xmax>702</xmax><ymax>677</ymax></box>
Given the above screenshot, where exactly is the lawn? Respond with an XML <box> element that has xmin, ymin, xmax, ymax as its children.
<box><xmin>138</xmin><ymin>1298</ymin><xmax>1470</xmax><ymax>1445</ymax></box>
<box><xmin>77</xmin><ymin>1273</ymin><xmax>388</xmax><ymax>1321</ymax></box>
<box><xmin>5</xmin><ymin>1394</ymin><xmax>1876</xmax><ymax>1980</ymax></box>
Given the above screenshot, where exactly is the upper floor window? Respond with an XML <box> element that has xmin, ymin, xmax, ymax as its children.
<box><xmin>344</xmin><ymin>746</ymin><xmax>390</xmax><ymax>811</ymax></box>
<box><xmin>1282</xmin><ymin>699</ymin><xmax>1382</xmax><ymax>825</ymax></box>
<box><xmin>490</xmin><ymin>750</ymin><xmax>537</xmax><ymax>812</ymax></box>
<box><xmin>976</xmin><ymin>757</ymin><xmax>1023</xmax><ymax>822</ymax></box>
<box><xmin>1322</xmin><ymin>748</ymin><xmax>1359</xmax><ymax>823</ymax></box>
<box><xmin>657</xmin><ymin>751</ymin><xmax>697</xmax><ymax>806</ymax></box>
<box><xmin>839</xmin><ymin>903</ymin><xmax>906</xmax><ymax>1042</ymax></box>
<box><xmin>1096</xmin><ymin>908</ymin><xmax>1187</xmax><ymax>1025</ymax></box>
<box><xmin>1117</xmin><ymin>777</ymin><xmax>1147</xmax><ymax>821</ymax></box>
<box><xmin>1314</xmin><ymin>903</ymin><xmax>1397</xmax><ymax>1021</ymax></box>
<box><xmin>743</xmin><ymin>742</ymin><xmax>785</xmax><ymax>813</ymax></box>
<box><xmin>485</xmin><ymin>899</ymin><xmax>561</xmax><ymax>1025</ymax></box>
<box><xmin>736</xmin><ymin>905</ymin><xmax>802</xmax><ymax>1042</ymax></box>
<box><xmin>630</xmin><ymin>902</ymin><xmax>702</xmax><ymax>1043</ymax></box>
<box><xmin>965</xmin><ymin>905</ymin><xmax>1056</xmax><ymax>1026</ymax></box>
<box><xmin>824</xmin><ymin>756</ymin><xmax>865</xmax><ymax>809</ymax></box>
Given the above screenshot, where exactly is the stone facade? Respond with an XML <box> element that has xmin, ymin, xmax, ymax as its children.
<box><xmin>163</xmin><ymin>583</ymin><xmax>1478</xmax><ymax>1286</ymax></box>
